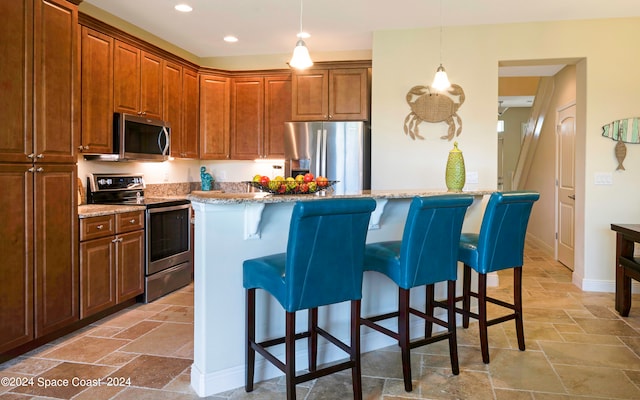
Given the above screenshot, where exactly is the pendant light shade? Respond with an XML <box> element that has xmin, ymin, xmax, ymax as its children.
<box><xmin>290</xmin><ymin>0</ymin><xmax>313</xmax><ymax>69</ymax></box>
<box><xmin>432</xmin><ymin>64</ymin><xmax>451</xmax><ymax>91</ymax></box>
<box><xmin>290</xmin><ymin>39</ymin><xmax>313</xmax><ymax>69</ymax></box>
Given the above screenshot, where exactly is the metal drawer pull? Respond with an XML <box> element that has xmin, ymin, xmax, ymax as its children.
<box><xmin>130</xmin><ymin>219</ymin><xmax>136</xmax><ymax>224</ymax></box>
<box><xmin>111</xmin><ymin>237</ymin><xmax>123</xmax><ymax>243</ymax></box>
<box><xmin>96</xmin><ymin>224</ymin><xmax>104</xmax><ymax>230</ymax></box>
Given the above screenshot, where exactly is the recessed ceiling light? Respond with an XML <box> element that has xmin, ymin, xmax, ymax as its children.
<box><xmin>224</xmin><ymin>36</ymin><xmax>238</xmax><ymax>43</ymax></box>
<box><xmin>296</xmin><ymin>31</ymin><xmax>311</xmax><ymax>39</ymax></box>
<box><xmin>174</xmin><ymin>4</ymin><xmax>193</xmax><ymax>12</ymax></box>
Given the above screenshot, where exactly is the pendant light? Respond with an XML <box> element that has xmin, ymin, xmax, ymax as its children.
<box><xmin>431</xmin><ymin>0</ymin><xmax>451</xmax><ymax>91</ymax></box>
<box><xmin>289</xmin><ymin>0</ymin><xmax>313</xmax><ymax>69</ymax></box>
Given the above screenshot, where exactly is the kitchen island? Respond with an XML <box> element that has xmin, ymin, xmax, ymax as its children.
<box><xmin>187</xmin><ymin>189</ymin><xmax>492</xmax><ymax>397</ymax></box>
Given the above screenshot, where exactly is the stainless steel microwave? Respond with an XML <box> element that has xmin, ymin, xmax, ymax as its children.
<box><xmin>84</xmin><ymin>113</ymin><xmax>171</xmax><ymax>162</ymax></box>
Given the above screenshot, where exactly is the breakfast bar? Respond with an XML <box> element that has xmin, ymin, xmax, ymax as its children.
<box><xmin>187</xmin><ymin>189</ymin><xmax>491</xmax><ymax>397</ymax></box>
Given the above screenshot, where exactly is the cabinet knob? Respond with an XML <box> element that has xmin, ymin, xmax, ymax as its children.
<box><xmin>112</xmin><ymin>237</ymin><xmax>123</xmax><ymax>243</ymax></box>
<box><xmin>35</xmin><ymin>167</ymin><xmax>44</xmax><ymax>172</ymax></box>
<box><xmin>36</xmin><ymin>154</ymin><xmax>44</xmax><ymax>159</ymax></box>
<box><xmin>28</xmin><ymin>167</ymin><xmax>35</xmax><ymax>173</ymax></box>
<box><xmin>78</xmin><ymin>145</ymin><xmax>89</xmax><ymax>151</ymax></box>
<box><xmin>129</xmin><ymin>219</ymin><xmax>136</xmax><ymax>224</ymax></box>
<box><xmin>27</xmin><ymin>153</ymin><xmax>35</xmax><ymax>159</ymax></box>
<box><xmin>96</xmin><ymin>224</ymin><xmax>104</xmax><ymax>230</ymax></box>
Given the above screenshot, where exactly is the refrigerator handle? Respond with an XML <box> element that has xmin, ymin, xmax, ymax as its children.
<box><xmin>315</xmin><ymin>128</ymin><xmax>322</xmax><ymax>177</ymax></box>
<box><xmin>320</xmin><ymin>129</ymin><xmax>327</xmax><ymax>177</ymax></box>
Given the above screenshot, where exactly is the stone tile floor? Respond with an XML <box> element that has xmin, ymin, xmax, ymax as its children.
<box><xmin>3</xmin><ymin>242</ymin><xmax>640</xmax><ymax>399</ymax></box>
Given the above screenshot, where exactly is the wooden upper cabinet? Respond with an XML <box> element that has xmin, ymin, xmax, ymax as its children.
<box><xmin>329</xmin><ymin>68</ymin><xmax>369</xmax><ymax>121</ymax></box>
<box><xmin>166</xmin><ymin>63</ymin><xmax>199</xmax><ymax>159</ymax></box>
<box><xmin>0</xmin><ymin>0</ymin><xmax>78</xmax><ymax>163</ymax></box>
<box><xmin>199</xmin><ymin>74</ymin><xmax>230</xmax><ymax>159</ymax></box>
<box><xmin>230</xmin><ymin>77</ymin><xmax>264</xmax><ymax>160</ymax></box>
<box><xmin>140</xmin><ymin>51</ymin><xmax>163</xmax><ymax>119</ymax></box>
<box><xmin>291</xmin><ymin>69</ymin><xmax>328</xmax><ymax>121</ymax></box>
<box><xmin>264</xmin><ymin>75</ymin><xmax>291</xmax><ymax>158</ymax></box>
<box><xmin>80</xmin><ymin>26</ymin><xmax>114</xmax><ymax>154</ymax></box>
<box><xmin>181</xmin><ymin>68</ymin><xmax>199</xmax><ymax>158</ymax></box>
<box><xmin>114</xmin><ymin>40</ymin><xmax>163</xmax><ymax>119</ymax></box>
<box><xmin>163</xmin><ymin>60</ymin><xmax>183</xmax><ymax>157</ymax></box>
<box><xmin>291</xmin><ymin>67</ymin><xmax>369</xmax><ymax>121</ymax></box>
<box><xmin>229</xmin><ymin>74</ymin><xmax>291</xmax><ymax>160</ymax></box>
<box><xmin>0</xmin><ymin>0</ymin><xmax>33</xmax><ymax>163</ymax></box>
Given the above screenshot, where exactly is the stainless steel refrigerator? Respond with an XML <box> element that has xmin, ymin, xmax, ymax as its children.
<box><xmin>284</xmin><ymin>121</ymin><xmax>371</xmax><ymax>195</ymax></box>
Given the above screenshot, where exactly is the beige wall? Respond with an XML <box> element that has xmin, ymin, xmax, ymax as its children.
<box><xmin>500</xmin><ymin>107</ymin><xmax>529</xmax><ymax>191</ymax></box>
<box><xmin>372</xmin><ymin>18</ymin><xmax>640</xmax><ymax>290</ymax></box>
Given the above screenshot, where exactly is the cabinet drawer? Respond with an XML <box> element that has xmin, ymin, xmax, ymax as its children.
<box><xmin>116</xmin><ymin>211</ymin><xmax>145</xmax><ymax>233</ymax></box>
<box><xmin>80</xmin><ymin>215</ymin><xmax>115</xmax><ymax>241</ymax></box>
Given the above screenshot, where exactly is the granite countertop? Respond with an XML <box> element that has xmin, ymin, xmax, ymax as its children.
<box><xmin>188</xmin><ymin>189</ymin><xmax>494</xmax><ymax>205</ymax></box>
<box><xmin>78</xmin><ymin>204</ymin><xmax>146</xmax><ymax>218</ymax></box>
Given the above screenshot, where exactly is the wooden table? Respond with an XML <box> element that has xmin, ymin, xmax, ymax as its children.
<box><xmin>611</xmin><ymin>224</ymin><xmax>640</xmax><ymax>316</ymax></box>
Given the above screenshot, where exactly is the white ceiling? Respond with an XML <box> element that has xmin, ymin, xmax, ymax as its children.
<box><xmin>83</xmin><ymin>0</ymin><xmax>640</xmax><ymax>59</ymax></box>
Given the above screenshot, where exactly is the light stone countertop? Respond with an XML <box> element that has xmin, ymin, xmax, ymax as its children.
<box><xmin>78</xmin><ymin>204</ymin><xmax>146</xmax><ymax>218</ymax></box>
<box><xmin>187</xmin><ymin>189</ymin><xmax>494</xmax><ymax>205</ymax></box>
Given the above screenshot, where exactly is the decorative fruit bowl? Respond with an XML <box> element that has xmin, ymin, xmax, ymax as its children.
<box><xmin>246</xmin><ymin>179</ymin><xmax>337</xmax><ymax>195</ymax></box>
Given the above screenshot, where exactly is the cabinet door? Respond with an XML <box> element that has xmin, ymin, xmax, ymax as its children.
<box><xmin>0</xmin><ymin>0</ymin><xmax>33</xmax><ymax>163</ymax></box>
<box><xmin>181</xmin><ymin>68</ymin><xmax>199</xmax><ymax>159</ymax></box>
<box><xmin>230</xmin><ymin>77</ymin><xmax>264</xmax><ymax>159</ymax></box>
<box><xmin>116</xmin><ymin>230</ymin><xmax>144</xmax><ymax>303</ymax></box>
<box><xmin>140</xmin><ymin>51</ymin><xmax>163</xmax><ymax>119</ymax></box>
<box><xmin>80</xmin><ymin>237</ymin><xmax>116</xmax><ymax>318</ymax></box>
<box><xmin>199</xmin><ymin>74</ymin><xmax>230</xmax><ymax>159</ymax></box>
<box><xmin>291</xmin><ymin>69</ymin><xmax>328</xmax><ymax>121</ymax></box>
<box><xmin>114</xmin><ymin>40</ymin><xmax>141</xmax><ymax>115</ymax></box>
<box><xmin>34</xmin><ymin>164</ymin><xmax>78</xmax><ymax>337</ymax></box>
<box><xmin>81</xmin><ymin>26</ymin><xmax>114</xmax><ymax>154</ymax></box>
<box><xmin>264</xmin><ymin>75</ymin><xmax>291</xmax><ymax>158</ymax></box>
<box><xmin>164</xmin><ymin>61</ymin><xmax>183</xmax><ymax>157</ymax></box>
<box><xmin>329</xmin><ymin>68</ymin><xmax>369</xmax><ymax>121</ymax></box>
<box><xmin>33</xmin><ymin>0</ymin><xmax>78</xmax><ymax>163</ymax></box>
<box><xmin>0</xmin><ymin>165</ymin><xmax>34</xmax><ymax>353</ymax></box>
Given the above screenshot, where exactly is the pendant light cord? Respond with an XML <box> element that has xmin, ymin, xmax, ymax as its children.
<box><xmin>299</xmin><ymin>0</ymin><xmax>304</xmax><ymax>35</ymax></box>
<box><xmin>439</xmin><ymin>0</ymin><xmax>443</xmax><ymax>65</ymax></box>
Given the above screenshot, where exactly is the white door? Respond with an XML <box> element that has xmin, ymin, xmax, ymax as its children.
<box><xmin>556</xmin><ymin>103</ymin><xmax>576</xmax><ymax>270</ymax></box>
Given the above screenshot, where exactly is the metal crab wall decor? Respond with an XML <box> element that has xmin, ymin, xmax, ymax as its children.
<box><xmin>403</xmin><ymin>83</ymin><xmax>465</xmax><ymax>141</ymax></box>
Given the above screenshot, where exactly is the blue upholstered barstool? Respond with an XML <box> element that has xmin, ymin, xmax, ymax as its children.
<box><xmin>361</xmin><ymin>195</ymin><xmax>473</xmax><ymax>392</ymax></box>
<box><xmin>243</xmin><ymin>198</ymin><xmax>376</xmax><ymax>400</ymax></box>
<box><xmin>457</xmin><ymin>191</ymin><xmax>540</xmax><ymax>364</ymax></box>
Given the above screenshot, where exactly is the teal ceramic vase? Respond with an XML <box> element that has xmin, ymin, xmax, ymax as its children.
<box><xmin>445</xmin><ymin>141</ymin><xmax>465</xmax><ymax>192</ymax></box>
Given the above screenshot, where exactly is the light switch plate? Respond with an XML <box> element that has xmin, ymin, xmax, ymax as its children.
<box><xmin>594</xmin><ymin>172</ymin><xmax>613</xmax><ymax>185</ymax></box>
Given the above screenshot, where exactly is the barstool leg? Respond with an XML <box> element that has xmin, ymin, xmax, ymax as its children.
<box><xmin>514</xmin><ymin>266</ymin><xmax>526</xmax><ymax>351</ymax></box>
<box><xmin>425</xmin><ymin>284</ymin><xmax>435</xmax><ymax>337</ymax></box>
<box><xmin>398</xmin><ymin>288</ymin><xmax>413</xmax><ymax>392</ymax></box>
<box><xmin>478</xmin><ymin>273</ymin><xmax>490</xmax><ymax>364</ymax></box>
<box><xmin>462</xmin><ymin>264</ymin><xmax>472</xmax><ymax>328</ymax></box>
<box><xmin>351</xmin><ymin>300</ymin><xmax>363</xmax><ymax>400</ymax></box>
<box><xmin>245</xmin><ymin>289</ymin><xmax>256</xmax><ymax>392</ymax></box>
<box><xmin>308</xmin><ymin>307</ymin><xmax>318</xmax><ymax>372</ymax></box>
<box><xmin>285</xmin><ymin>311</ymin><xmax>297</xmax><ymax>400</ymax></box>
<box><xmin>447</xmin><ymin>280</ymin><xmax>460</xmax><ymax>375</ymax></box>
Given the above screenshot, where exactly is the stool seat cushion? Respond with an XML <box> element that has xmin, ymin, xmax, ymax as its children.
<box><xmin>243</xmin><ymin>253</ymin><xmax>287</xmax><ymax>306</ymax></box>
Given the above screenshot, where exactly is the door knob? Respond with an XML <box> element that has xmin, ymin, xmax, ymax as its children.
<box><xmin>568</xmin><ymin>194</ymin><xmax>575</xmax><ymax>200</ymax></box>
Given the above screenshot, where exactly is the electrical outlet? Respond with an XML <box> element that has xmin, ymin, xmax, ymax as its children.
<box><xmin>466</xmin><ymin>171</ymin><xmax>479</xmax><ymax>184</ymax></box>
<box><xmin>594</xmin><ymin>172</ymin><xmax>613</xmax><ymax>185</ymax></box>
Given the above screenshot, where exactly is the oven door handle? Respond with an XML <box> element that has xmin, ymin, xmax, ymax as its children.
<box><xmin>147</xmin><ymin>203</ymin><xmax>191</xmax><ymax>214</ymax></box>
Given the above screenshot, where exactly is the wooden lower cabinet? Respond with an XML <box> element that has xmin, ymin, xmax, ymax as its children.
<box><xmin>0</xmin><ymin>163</ymin><xmax>78</xmax><ymax>353</ymax></box>
<box><xmin>79</xmin><ymin>211</ymin><xmax>144</xmax><ymax>319</ymax></box>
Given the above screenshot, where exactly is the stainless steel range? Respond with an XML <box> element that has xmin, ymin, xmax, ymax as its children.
<box><xmin>87</xmin><ymin>173</ymin><xmax>192</xmax><ymax>302</ymax></box>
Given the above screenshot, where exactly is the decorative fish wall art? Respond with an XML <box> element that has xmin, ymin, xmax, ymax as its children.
<box><xmin>602</xmin><ymin>118</ymin><xmax>639</xmax><ymax>170</ymax></box>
